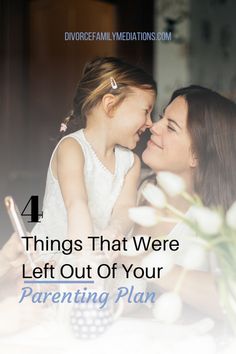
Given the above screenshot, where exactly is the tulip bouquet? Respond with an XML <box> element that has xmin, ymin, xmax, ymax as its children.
<box><xmin>128</xmin><ymin>172</ymin><xmax>236</xmax><ymax>333</ymax></box>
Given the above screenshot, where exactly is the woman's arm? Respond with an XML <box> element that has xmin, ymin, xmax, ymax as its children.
<box><xmin>0</xmin><ymin>233</ymin><xmax>27</xmax><ymax>279</ymax></box>
<box><xmin>104</xmin><ymin>154</ymin><xmax>141</xmax><ymax>236</ymax></box>
<box><xmin>157</xmin><ymin>265</ymin><xmax>223</xmax><ymax>319</ymax></box>
<box><xmin>56</xmin><ymin>138</ymin><xmax>93</xmax><ymax>241</ymax></box>
<box><xmin>120</xmin><ymin>249</ymin><xmax>223</xmax><ymax>319</ymax></box>
<box><xmin>0</xmin><ymin>250</ymin><xmax>11</xmax><ymax>278</ymax></box>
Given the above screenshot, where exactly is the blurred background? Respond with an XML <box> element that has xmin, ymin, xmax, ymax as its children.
<box><xmin>1</xmin><ymin>0</ymin><xmax>236</xmax><ymax>243</ymax></box>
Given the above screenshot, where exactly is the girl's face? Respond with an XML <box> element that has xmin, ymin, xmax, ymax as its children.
<box><xmin>113</xmin><ymin>87</ymin><xmax>156</xmax><ymax>149</ymax></box>
<box><xmin>142</xmin><ymin>96</ymin><xmax>197</xmax><ymax>176</ymax></box>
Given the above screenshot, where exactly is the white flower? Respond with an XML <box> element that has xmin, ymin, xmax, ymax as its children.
<box><xmin>153</xmin><ymin>292</ymin><xmax>182</xmax><ymax>324</ymax></box>
<box><xmin>190</xmin><ymin>318</ymin><xmax>215</xmax><ymax>334</ymax></box>
<box><xmin>182</xmin><ymin>244</ymin><xmax>207</xmax><ymax>270</ymax></box>
<box><xmin>141</xmin><ymin>250</ymin><xmax>174</xmax><ymax>277</ymax></box>
<box><xmin>120</xmin><ymin>235</ymin><xmax>150</xmax><ymax>256</ymax></box>
<box><xmin>128</xmin><ymin>206</ymin><xmax>158</xmax><ymax>227</ymax></box>
<box><xmin>223</xmin><ymin>340</ymin><xmax>236</xmax><ymax>354</ymax></box>
<box><xmin>226</xmin><ymin>201</ymin><xmax>236</xmax><ymax>230</ymax></box>
<box><xmin>226</xmin><ymin>279</ymin><xmax>236</xmax><ymax>315</ymax></box>
<box><xmin>190</xmin><ymin>206</ymin><xmax>222</xmax><ymax>235</ymax></box>
<box><xmin>228</xmin><ymin>293</ymin><xmax>236</xmax><ymax>315</ymax></box>
<box><xmin>175</xmin><ymin>335</ymin><xmax>216</xmax><ymax>354</ymax></box>
<box><xmin>157</xmin><ymin>172</ymin><xmax>186</xmax><ymax>197</ymax></box>
<box><xmin>142</xmin><ymin>183</ymin><xmax>167</xmax><ymax>208</ymax></box>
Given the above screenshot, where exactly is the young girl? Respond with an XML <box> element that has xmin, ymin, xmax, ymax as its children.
<box><xmin>32</xmin><ymin>57</ymin><xmax>156</xmax><ymax>245</ymax></box>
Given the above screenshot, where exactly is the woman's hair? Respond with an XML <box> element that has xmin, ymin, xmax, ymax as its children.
<box><xmin>62</xmin><ymin>56</ymin><xmax>157</xmax><ymax>129</ymax></box>
<box><xmin>169</xmin><ymin>85</ymin><xmax>236</xmax><ymax>211</ymax></box>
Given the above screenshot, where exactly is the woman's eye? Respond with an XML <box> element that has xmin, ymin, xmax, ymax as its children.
<box><xmin>159</xmin><ymin>114</ymin><xmax>176</xmax><ymax>132</ymax></box>
<box><xmin>167</xmin><ymin>125</ymin><xmax>176</xmax><ymax>132</ymax></box>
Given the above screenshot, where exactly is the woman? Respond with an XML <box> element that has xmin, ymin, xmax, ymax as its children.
<box><xmin>138</xmin><ymin>85</ymin><xmax>236</xmax><ymax>318</ymax></box>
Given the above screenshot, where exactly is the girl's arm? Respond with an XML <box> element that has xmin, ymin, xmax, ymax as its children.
<box><xmin>104</xmin><ymin>154</ymin><xmax>141</xmax><ymax>237</ymax></box>
<box><xmin>56</xmin><ymin>138</ymin><xmax>93</xmax><ymax>242</ymax></box>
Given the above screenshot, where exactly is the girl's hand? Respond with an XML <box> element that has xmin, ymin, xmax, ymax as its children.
<box><xmin>100</xmin><ymin>226</ymin><xmax>123</xmax><ymax>261</ymax></box>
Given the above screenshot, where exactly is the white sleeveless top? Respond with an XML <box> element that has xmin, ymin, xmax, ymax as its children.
<box><xmin>32</xmin><ymin>129</ymin><xmax>134</xmax><ymax>239</ymax></box>
<box><xmin>137</xmin><ymin>178</ymin><xmax>209</xmax><ymax>272</ymax></box>
<box><xmin>167</xmin><ymin>208</ymin><xmax>209</xmax><ymax>271</ymax></box>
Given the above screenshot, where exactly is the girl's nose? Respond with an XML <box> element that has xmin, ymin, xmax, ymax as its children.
<box><xmin>145</xmin><ymin>114</ymin><xmax>153</xmax><ymax>128</ymax></box>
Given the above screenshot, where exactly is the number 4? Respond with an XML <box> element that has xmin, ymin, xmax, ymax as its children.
<box><xmin>21</xmin><ymin>196</ymin><xmax>43</xmax><ymax>223</ymax></box>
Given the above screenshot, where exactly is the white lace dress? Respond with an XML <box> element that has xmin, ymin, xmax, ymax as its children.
<box><xmin>32</xmin><ymin>129</ymin><xmax>134</xmax><ymax>240</ymax></box>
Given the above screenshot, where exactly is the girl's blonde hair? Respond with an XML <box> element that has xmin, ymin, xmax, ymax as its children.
<box><xmin>62</xmin><ymin>57</ymin><xmax>157</xmax><ymax>130</ymax></box>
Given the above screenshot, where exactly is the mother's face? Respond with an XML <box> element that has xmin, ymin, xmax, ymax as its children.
<box><xmin>142</xmin><ymin>96</ymin><xmax>197</xmax><ymax>175</ymax></box>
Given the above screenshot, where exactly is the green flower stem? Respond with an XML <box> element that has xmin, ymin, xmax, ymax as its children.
<box><xmin>180</xmin><ymin>191</ymin><xmax>196</xmax><ymax>204</ymax></box>
<box><xmin>157</xmin><ymin>216</ymin><xmax>180</xmax><ymax>223</ymax></box>
<box><xmin>174</xmin><ymin>267</ymin><xmax>188</xmax><ymax>294</ymax></box>
<box><xmin>217</xmin><ymin>276</ymin><xmax>236</xmax><ymax>334</ymax></box>
<box><xmin>208</xmin><ymin>237</ymin><xmax>233</xmax><ymax>247</ymax></box>
<box><xmin>142</xmin><ymin>179</ymin><xmax>236</xmax><ymax>333</ymax></box>
<box><xmin>165</xmin><ymin>204</ymin><xmax>188</xmax><ymax>220</ymax></box>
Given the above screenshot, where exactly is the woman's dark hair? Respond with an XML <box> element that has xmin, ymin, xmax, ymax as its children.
<box><xmin>169</xmin><ymin>85</ymin><xmax>236</xmax><ymax>211</ymax></box>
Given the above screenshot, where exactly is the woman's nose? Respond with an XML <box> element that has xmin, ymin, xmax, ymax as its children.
<box><xmin>151</xmin><ymin>120</ymin><xmax>164</xmax><ymax>135</ymax></box>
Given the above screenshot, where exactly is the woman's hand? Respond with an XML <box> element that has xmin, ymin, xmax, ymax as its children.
<box><xmin>0</xmin><ymin>233</ymin><xmax>27</xmax><ymax>278</ymax></box>
<box><xmin>0</xmin><ymin>296</ymin><xmax>45</xmax><ymax>335</ymax></box>
<box><xmin>1</xmin><ymin>233</ymin><xmax>24</xmax><ymax>261</ymax></box>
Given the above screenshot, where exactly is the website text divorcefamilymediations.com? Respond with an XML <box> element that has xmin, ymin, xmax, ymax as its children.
<box><xmin>64</xmin><ymin>31</ymin><xmax>172</xmax><ymax>41</ymax></box>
